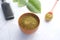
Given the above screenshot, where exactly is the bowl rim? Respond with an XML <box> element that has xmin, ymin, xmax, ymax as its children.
<box><xmin>18</xmin><ymin>12</ymin><xmax>40</xmax><ymax>30</ymax></box>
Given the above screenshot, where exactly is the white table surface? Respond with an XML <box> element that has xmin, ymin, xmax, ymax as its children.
<box><xmin>0</xmin><ymin>0</ymin><xmax>60</xmax><ymax>40</ymax></box>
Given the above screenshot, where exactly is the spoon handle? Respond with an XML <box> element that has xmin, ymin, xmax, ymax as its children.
<box><xmin>50</xmin><ymin>0</ymin><xmax>59</xmax><ymax>12</ymax></box>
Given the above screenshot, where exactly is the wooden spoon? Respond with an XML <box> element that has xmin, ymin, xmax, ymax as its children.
<box><xmin>45</xmin><ymin>0</ymin><xmax>59</xmax><ymax>22</ymax></box>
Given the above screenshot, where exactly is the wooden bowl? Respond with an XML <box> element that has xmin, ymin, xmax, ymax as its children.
<box><xmin>18</xmin><ymin>13</ymin><xmax>40</xmax><ymax>34</ymax></box>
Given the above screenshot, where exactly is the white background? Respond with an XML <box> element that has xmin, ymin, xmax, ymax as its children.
<box><xmin>0</xmin><ymin>0</ymin><xmax>60</xmax><ymax>40</ymax></box>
